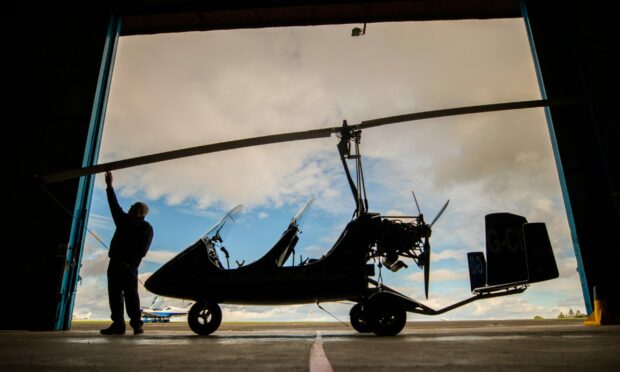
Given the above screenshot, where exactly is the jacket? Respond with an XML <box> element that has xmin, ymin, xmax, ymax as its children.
<box><xmin>106</xmin><ymin>187</ymin><xmax>154</xmax><ymax>267</ymax></box>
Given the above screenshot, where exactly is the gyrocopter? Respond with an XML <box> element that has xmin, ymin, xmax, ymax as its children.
<box><xmin>39</xmin><ymin>99</ymin><xmax>562</xmax><ymax>336</ymax></box>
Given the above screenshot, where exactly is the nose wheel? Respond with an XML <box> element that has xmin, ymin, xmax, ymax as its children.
<box><xmin>188</xmin><ymin>301</ymin><xmax>222</xmax><ymax>335</ymax></box>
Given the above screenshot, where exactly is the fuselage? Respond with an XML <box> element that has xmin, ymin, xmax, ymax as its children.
<box><xmin>144</xmin><ymin>213</ymin><xmax>381</xmax><ymax>304</ymax></box>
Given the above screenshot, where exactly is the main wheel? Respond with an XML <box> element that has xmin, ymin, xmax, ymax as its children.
<box><xmin>350</xmin><ymin>303</ymin><xmax>372</xmax><ymax>333</ymax></box>
<box><xmin>368</xmin><ymin>307</ymin><xmax>406</xmax><ymax>336</ymax></box>
<box><xmin>188</xmin><ymin>302</ymin><xmax>222</xmax><ymax>336</ymax></box>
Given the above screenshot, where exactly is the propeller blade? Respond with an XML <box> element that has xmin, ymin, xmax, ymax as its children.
<box><xmin>411</xmin><ymin>190</ymin><xmax>422</xmax><ymax>215</ymax></box>
<box><xmin>38</xmin><ymin>98</ymin><xmax>569</xmax><ymax>184</ymax></box>
<box><xmin>430</xmin><ymin>199</ymin><xmax>450</xmax><ymax>228</ymax></box>
<box><xmin>423</xmin><ymin>237</ymin><xmax>431</xmax><ymax>299</ymax></box>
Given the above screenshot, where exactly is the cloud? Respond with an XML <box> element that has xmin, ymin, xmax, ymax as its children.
<box><xmin>78</xmin><ymin>246</ymin><xmax>109</xmax><ymax>278</ymax></box>
<box><xmin>73</xmin><ymin>277</ymin><xmax>109</xmax><ymax>319</ymax></box>
<box><xmin>385</xmin><ymin>209</ymin><xmax>407</xmax><ymax>216</ymax></box>
<box><xmin>144</xmin><ymin>250</ymin><xmax>178</xmax><ymax>265</ymax></box>
<box><xmin>408</xmin><ymin>269</ymin><xmax>469</xmax><ymax>282</ymax></box>
<box><xmin>99</xmin><ymin>19</ymin><xmax>542</xmax><ymax>215</ymax></box>
<box><xmin>302</xmin><ymin>245</ymin><xmax>329</xmax><ymax>258</ymax></box>
<box><xmin>221</xmin><ymin>304</ymin><xmax>327</xmax><ymax>322</ymax></box>
<box><xmin>431</xmin><ymin>249</ymin><xmax>466</xmax><ymax>263</ymax></box>
<box><xmin>258</xmin><ymin>211</ymin><xmax>269</xmax><ymax>219</ymax></box>
<box><xmin>87</xmin><ymin>213</ymin><xmax>113</xmax><ymax>232</ymax></box>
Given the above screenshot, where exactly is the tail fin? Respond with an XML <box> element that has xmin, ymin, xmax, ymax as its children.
<box><xmin>468</xmin><ymin>214</ymin><xmax>559</xmax><ymax>293</ymax></box>
<box><xmin>150</xmin><ymin>296</ymin><xmax>164</xmax><ymax>310</ymax></box>
<box><xmin>523</xmin><ymin>222</ymin><xmax>559</xmax><ymax>283</ymax></box>
<box><xmin>485</xmin><ymin>213</ymin><xmax>529</xmax><ymax>285</ymax></box>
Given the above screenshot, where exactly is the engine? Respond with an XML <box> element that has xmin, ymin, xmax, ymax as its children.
<box><xmin>372</xmin><ymin>217</ymin><xmax>431</xmax><ymax>272</ymax></box>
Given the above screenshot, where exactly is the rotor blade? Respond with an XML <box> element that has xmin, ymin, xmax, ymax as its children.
<box><xmin>38</xmin><ymin>97</ymin><xmax>578</xmax><ymax>184</ymax></box>
<box><xmin>39</xmin><ymin>128</ymin><xmax>333</xmax><ymax>184</ymax></box>
<box><xmin>430</xmin><ymin>199</ymin><xmax>450</xmax><ymax>228</ymax></box>
<box><xmin>354</xmin><ymin>98</ymin><xmax>576</xmax><ymax>131</ymax></box>
<box><xmin>411</xmin><ymin>190</ymin><xmax>422</xmax><ymax>215</ymax></box>
<box><xmin>424</xmin><ymin>238</ymin><xmax>431</xmax><ymax>300</ymax></box>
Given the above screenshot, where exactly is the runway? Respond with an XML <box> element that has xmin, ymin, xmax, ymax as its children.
<box><xmin>1</xmin><ymin>319</ymin><xmax>619</xmax><ymax>371</ymax></box>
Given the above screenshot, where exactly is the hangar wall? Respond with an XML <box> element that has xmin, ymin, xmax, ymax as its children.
<box><xmin>523</xmin><ymin>0</ymin><xmax>620</xmax><ymax>313</ymax></box>
<box><xmin>2</xmin><ymin>5</ymin><xmax>111</xmax><ymax>329</ymax></box>
<box><xmin>2</xmin><ymin>0</ymin><xmax>618</xmax><ymax>330</ymax></box>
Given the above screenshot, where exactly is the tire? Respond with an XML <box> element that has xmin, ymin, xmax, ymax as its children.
<box><xmin>350</xmin><ymin>303</ymin><xmax>372</xmax><ymax>333</ymax></box>
<box><xmin>368</xmin><ymin>307</ymin><xmax>406</xmax><ymax>336</ymax></box>
<box><xmin>188</xmin><ymin>302</ymin><xmax>222</xmax><ymax>336</ymax></box>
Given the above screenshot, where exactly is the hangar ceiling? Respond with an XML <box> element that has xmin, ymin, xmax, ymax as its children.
<box><xmin>119</xmin><ymin>0</ymin><xmax>521</xmax><ymax>35</ymax></box>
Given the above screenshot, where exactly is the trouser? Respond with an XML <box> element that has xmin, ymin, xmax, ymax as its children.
<box><xmin>107</xmin><ymin>259</ymin><xmax>143</xmax><ymax>329</ymax></box>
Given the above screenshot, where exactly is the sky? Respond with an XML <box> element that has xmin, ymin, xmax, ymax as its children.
<box><xmin>73</xmin><ymin>19</ymin><xmax>586</xmax><ymax>322</ymax></box>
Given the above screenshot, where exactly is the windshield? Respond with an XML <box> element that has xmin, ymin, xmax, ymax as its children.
<box><xmin>200</xmin><ymin>204</ymin><xmax>243</xmax><ymax>244</ymax></box>
<box><xmin>290</xmin><ymin>197</ymin><xmax>315</xmax><ymax>228</ymax></box>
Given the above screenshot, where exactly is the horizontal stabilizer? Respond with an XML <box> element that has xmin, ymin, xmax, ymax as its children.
<box><xmin>523</xmin><ymin>223</ymin><xmax>559</xmax><ymax>283</ymax></box>
<box><xmin>467</xmin><ymin>252</ymin><xmax>487</xmax><ymax>292</ymax></box>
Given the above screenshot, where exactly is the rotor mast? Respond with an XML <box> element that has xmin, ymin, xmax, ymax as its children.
<box><xmin>337</xmin><ymin>121</ymin><xmax>368</xmax><ymax>217</ymax></box>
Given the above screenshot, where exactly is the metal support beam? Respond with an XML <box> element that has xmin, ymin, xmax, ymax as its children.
<box><xmin>54</xmin><ymin>13</ymin><xmax>120</xmax><ymax>331</ymax></box>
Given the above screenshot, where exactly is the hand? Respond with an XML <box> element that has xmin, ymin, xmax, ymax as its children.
<box><xmin>105</xmin><ymin>171</ymin><xmax>113</xmax><ymax>187</ymax></box>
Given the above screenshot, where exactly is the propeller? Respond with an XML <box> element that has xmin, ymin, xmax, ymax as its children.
<box><xmin>36</xmin><ymin>99</ymin><xmax>560</xmax><ymax>184</ymax></box>
<box><xmin>411</xmin><ymin>190</ymin><xmax>422</xmax><ymax>215</ymax></box>
<box><xmin>423</xmin><ymin>236</ymin><xmax>431</xmax><ymax>299</ymax></box>
<box><xmin>430</xmin><ymin>199</ymin><xmax>449</xmax><ymax>228</ymax></box>
<box><xmin>411</xmin><ymin>190</ymin><xmax>450</xmax><ymax>299</ymax></box>
<box><xmin>423</xmin><ymin>199</ymin><xmax>450</xmax><ymax>299</ymax></box>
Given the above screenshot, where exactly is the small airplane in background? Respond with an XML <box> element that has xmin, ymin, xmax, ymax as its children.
<box><xmin>141</xmin><ymin>296</ymin><xmax>193</xmax><ymax>323</ymax></box>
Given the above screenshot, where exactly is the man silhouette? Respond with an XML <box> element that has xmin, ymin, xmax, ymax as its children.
<box><xmin>100</xmin><ymin>171</ymin><xmax>154</xmax><ymax>335</ymax></box>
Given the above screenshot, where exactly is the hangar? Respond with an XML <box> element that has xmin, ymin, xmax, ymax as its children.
<box><xmin>3</xmin><ymin>0</ymin><xmax>618</xmax><ymax>331</ymax></box>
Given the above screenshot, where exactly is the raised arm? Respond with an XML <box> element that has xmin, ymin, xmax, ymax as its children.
<box><xmin>105</xmin><ymin>171</ymin><xmax>126</xmax><ymax>226</ymax></box>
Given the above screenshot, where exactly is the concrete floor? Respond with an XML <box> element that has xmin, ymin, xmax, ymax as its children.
<box><xmin>1</xmin><ymin>319</ymin><xmax>619</xmax><ymax>371</ymax></box>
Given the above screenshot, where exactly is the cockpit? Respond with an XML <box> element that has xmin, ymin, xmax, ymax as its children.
<box><xmin>200</xmin><ymin>198</ymin><xmax>316</xmax><ymax>270</ymax></box>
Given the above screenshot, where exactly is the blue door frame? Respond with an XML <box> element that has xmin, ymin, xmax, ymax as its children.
<box><xmin>54</xmin><ymin>13</ymin><xmax>121</xmax><ymax>331</ymax></box>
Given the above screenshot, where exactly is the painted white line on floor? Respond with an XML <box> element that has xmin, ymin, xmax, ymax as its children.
<box><xmin>309</xmin><ymin>331</ymin><xmax>334</xmax><ymax>372</ymax></box>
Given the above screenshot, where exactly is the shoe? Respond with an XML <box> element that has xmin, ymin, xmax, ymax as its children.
<box><xmin>100</xmin><ymin>325</ymin><xmax>125</xmax><ymax>335</ymax></box>
<box><xmin>133</xmin><ymin>327</ymin><xmax>144</xmax><ymax>335</ymax></box>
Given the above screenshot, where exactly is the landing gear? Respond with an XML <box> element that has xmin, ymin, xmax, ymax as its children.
<box><xmin>367</xmin><ymin>307</ymin><xmax>407</xmax><ymax>336</ymax></box>
<box><xmin>350</xmin><ymin>303</ymin><xmax>372</xmax><ymax>333</ymax></box>
<box><xmin>188</xmin><ymin>302</ymin><xmax>222</xmax><ymax>335</ymax></box>
<box><xmin>351</xmin><ymin>302</ymin><xmax>407</xmax><ymax>336</ymax></box>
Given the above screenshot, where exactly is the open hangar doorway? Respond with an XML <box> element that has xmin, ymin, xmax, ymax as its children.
<box><xmin>70</xmin><ymin>11</ymin><xmax>584</xmax><ymax>326</ymax></box>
